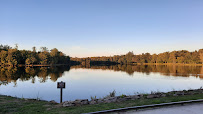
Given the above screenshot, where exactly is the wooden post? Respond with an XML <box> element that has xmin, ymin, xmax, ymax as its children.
<box><xmin>60</xmin><ymin>88</ymin><xmax>63</xmax><ymax>103</ymax></box>
<box><xmin>57</xmin><ymin>81</ymin><xmax>65</xmax><ymax>103</ymax></box>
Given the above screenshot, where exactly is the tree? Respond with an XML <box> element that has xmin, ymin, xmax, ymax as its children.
<box><xmin>50</xmin><ymin>48</ymin><xmax>59</xmax><ymax>57</ymax></box>
<box><xmin>184</xmin><ymin>52</ymin><xmax>192</xmax><ymax>64</ymax></box>
<box><xmin>177</xmin><ymin>56</ymin><xmax>185</xmax><ymax>63</ymax></box>
<box><xmin>191</xmin><ymin>51</ymin><xmax>200</xmax><ymax>64</ymax></box>
<box><xmin>151</xmin><ymin>54</ymin><xmax>157</xmax><ymax>63</ymax></box>
<box><xmin>26</xmin><ymin>56</ymin><xmax>37</xmax><ymax>65</ymax></box>
<box><xmin>0</xmin><ymin>50</ymin><xmax>8</xmax><ymax>66</ymax></box>
<box><xmin>169</xmin><ymin>52</ymin><xmax>176</xmax><ymax>63</ymax></box>
<box><xmin>0</xmin><ymin>44</ymin><xmax>71</xmax><ymax>67</ymax></box>
<box><xmin>198</xmin><ymin>49</ymin><xmax>203</xmax><ymax>64</ymax></box>
<box><xmin>6</xmin><ymin>49</ymin><xmax>18</xmax><ymax>67</ymax></box>
<box><xmin>144</xmin><ymin>53</ymin><xmax>152</xmax><ymax>63</ymax></box>
<box><xmin>0</xmin><ymin>44</ymin><xmax>12</xmax><ymax>51</ymax></box>
<box><xmin>32</xmin><ymin>46</ymin><xmax>36</xmax><ymax>53</ymax></box>
<box><xmin>125</xmin><ymin>51</ymin><xmax>134</xmax><ymax>64</ymax></box>
<box><xmin>38</xmin><ymin>52</ymin><xmax>49</xmax><ymax>65</ymax></box>
<box><xmin>50</xmin><ymin>48</ymin><xmax>59</xmax><ymax>64</ymax></box>
<box><xmin>140</xmin><ymin>53</ymin><xmax>146</xmax><ymax>63</ymax></box>
<box><xmin>14</xmin><ymin>44</ymin><xmax>18</xmax><ymax>49</ymax></box>
<box><xmin>40</xmin><ymin>47</ymin><xmax>48</xmax><ymax>52</ymax></box>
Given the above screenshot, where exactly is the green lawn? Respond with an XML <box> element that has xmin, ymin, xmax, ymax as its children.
<box><xmin>0</xmin><ymin>94</ymin><xmax>203</xmax><ymax>114</ymax></box>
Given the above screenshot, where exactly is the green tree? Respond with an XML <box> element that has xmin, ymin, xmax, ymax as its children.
<box><xmin>50</xmin><ymin>48</ymin><xmax>59</xmax><ymax>64</ymax></box>
<box><xmin>39</xmin><ymin>47</ymin><xmax>50</xmax><ymax>65</ymax></box>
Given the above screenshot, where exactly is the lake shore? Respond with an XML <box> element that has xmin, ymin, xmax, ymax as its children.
<box><xmin>18</xmin><ymin>64</ymin><xmax>70</xmax><ymax>67</ymax></box>
<box><xmin>1</xmin><ymin>89</ymin><xmax>203</xmax><ymax>114</ymax></box>
<box><xmin>133</xmin><ymin>63</ymin><xmax>203</xmax><ymax>66</ymax></box>
<box><xmin>0</xmin><ymin>63</ymin><xmax>202</xmax><ymax>68</ymax></box>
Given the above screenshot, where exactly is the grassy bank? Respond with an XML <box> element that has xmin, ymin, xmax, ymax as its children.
<box><xmin>1</xmin><ymin>93</ymin><xmax>203</xmax><ymax>114</ymax></box>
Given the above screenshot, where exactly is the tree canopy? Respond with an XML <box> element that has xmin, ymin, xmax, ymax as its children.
<box><xmin>0</xmin><ymin>45</ymin><xmax>70</xmax><ymax>67</ymax></box>
<box><xmin>0</xmin><ymin>44</ymin><xmax>202</xmax><ymax>67</ymax></box>
<box><xmin>71</xmin><ymin>49</ymin><xmax>203</xmax><ymax>65</ymax></box>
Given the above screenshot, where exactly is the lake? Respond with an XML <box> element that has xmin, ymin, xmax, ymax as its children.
<box><xmin>0</xmin><ymin>65</ymin><xmax>203</xmax><ymax>103</ymax></box>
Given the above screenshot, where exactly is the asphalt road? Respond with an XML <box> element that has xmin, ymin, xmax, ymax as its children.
<box><xmin>115</xmin><ymin>102</ymin><xmax>203</xmax><ymax>114</ymax></box>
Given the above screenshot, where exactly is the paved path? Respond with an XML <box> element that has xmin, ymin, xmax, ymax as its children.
<box><xmin>115</xmin><ymin>102</ymin><xmax>203</xmax><ymax>114</ymax></box>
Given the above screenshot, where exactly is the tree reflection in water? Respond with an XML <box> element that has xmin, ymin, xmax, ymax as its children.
<box><xmin>0</xmin><ymin>65</ymin><xmax>202</xmax><ymax>86</ymax></box>
<box><xmin>0</xmin><ymin>66</ymin><xmax>70</xmax><ymax>86</ymax></box>
<box><xmin>71</xmin><ymin>65</ymin><xmax>203</xmax><ymax>77</ymax></box>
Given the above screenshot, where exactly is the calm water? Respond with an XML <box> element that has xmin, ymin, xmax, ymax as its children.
<box><xmin>0</xmin><ymin>65</ymin><xmax>203</xmax><ymax>103</ymax></box>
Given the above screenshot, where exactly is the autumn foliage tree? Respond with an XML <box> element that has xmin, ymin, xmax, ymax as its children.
<box><xmin>0</xmin><ymin>44</ymin><xmax>70</xmax><ymax>67</ymax></box>
<box><xmin>71</xmin><ymin>49</ymin><xmax>203</xmax><ymax>65</ymax></box>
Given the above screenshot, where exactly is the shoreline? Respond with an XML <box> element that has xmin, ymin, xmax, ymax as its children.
<box><xmin>18</xmin><ymin>64</ymin><xmax>70</xmax><ymax>67</ymax></box>
<box><xmin>0</xmin><ymin>63</ymin><xmax>202</xmax><ymax>68</ymax></box>
<box><xmin>133</xmin><ymin>63</ymin><xmax>203</xmax><ymax>66</ymax></box>
<box><xmin>62</xmin><ymin>88</ymin><xmax>203</xmax><ymax>107</ymax></box>
<box><xmin>1</xmin><ymin>88</ymin><xmax>203</xmax><ymax>114</ymax></box>
<box><xmin>21</xmin><ymin>63</ymin><xmax>203</xmax><ymax>67</ymax></box>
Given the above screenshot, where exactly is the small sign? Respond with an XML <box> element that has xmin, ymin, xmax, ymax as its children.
<box><xmin>57</xmin><ymin>81</ymin><xmax>65</xmax><ymax>88</ymax></box>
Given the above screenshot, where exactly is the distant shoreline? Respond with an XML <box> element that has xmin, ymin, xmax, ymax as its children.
<box><xmin>133</xmin><ymin>63</ymin><xmax>203</xmax><ymax>66</ymax></box>
<box><xmin>18</xmin><ymin>63</ymin><xmax>203</xmax><ymax>67</ymax></box>
<box><xmin>18</xmin><ymin>64</ymin><xmax>70</xmax><ymax>67</ymax></box>
<box><xmin>1</xmin><ymin>63</ymin><xmax>202</xmax><ymax>68</ymax></box>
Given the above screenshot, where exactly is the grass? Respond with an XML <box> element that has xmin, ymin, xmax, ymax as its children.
<box><xmin>103</xmin><ymin>90</ymin><xmax>116</xmax><ymax>98</ymax></box>
<box><xmin>1</xmin><ymin>93</ymin><xmax>203</xmax><ymax>114</ymax></box>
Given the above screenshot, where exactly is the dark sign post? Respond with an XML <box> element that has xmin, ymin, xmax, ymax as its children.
<box><xmin>57</xmin><ymin>81</ymin><xmax>65</xmax><ymax>103</ymax></box>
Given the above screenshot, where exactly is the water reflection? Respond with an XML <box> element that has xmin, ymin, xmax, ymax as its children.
<box><xmin>71</xmin><ymin>65</ymin><xmax>203</xmax><ymax>77</ymax></box>
<box><xmin>0</xmin><ymin>65</ymin><xmax>203</xmax><ymax>102</ymax></box>
<box><xmin>1</xmin><ymin>65</ymin><xmax>203</xmax><ymax>86</ymax></box>
<box><xmin>0</xmin><ymin>66</ymin><xmax>70</xmax><ymax>86</ymax></box>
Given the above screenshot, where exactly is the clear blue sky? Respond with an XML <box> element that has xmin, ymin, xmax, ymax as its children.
<box><xmin>0</xmin><ymin>0</ymin><xmax>202</xmax><ymax>57</ymax></box>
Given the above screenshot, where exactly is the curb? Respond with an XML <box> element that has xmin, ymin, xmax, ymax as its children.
<box><xmin>83</xmin><ymin>99</ymin><xmax>203</xmax><ymax>114</ymax></box>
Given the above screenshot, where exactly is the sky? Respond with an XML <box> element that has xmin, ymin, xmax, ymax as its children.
<box><xmin>0</xmin><ymin>0</ymin><xmax>203</xmax><ymax>57</ymax></box>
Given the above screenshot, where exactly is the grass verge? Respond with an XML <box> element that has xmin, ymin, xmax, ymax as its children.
<box><xmin>0</xmin><ymin>93</ymin><xmax>203</xmax><ymax>114</ymax></box>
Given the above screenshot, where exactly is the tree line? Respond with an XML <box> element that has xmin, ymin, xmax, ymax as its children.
<box><xmin>0</xmin><ymin>44</ymin><xmax>70</xmax><ymax>67</ymax></box>
<box><xmin>1</xmin><ymin>44</ymin><xmax>202</xmax><ymax>67</ymax></box>
<box><xmin>71</xmin><ymin>49</ymin><xmax>203</xmax><ymax>65</ymax></box>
